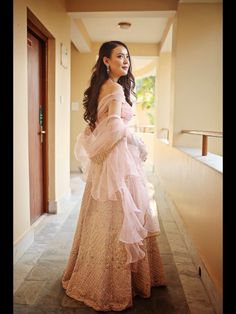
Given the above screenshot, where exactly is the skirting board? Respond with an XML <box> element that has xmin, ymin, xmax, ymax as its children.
<box><xmin>14</xmin><ymin>188</ymin><xmax>72</xmax><ymax>264</ymax></box>
<box><xmin>48</xmin><ymin>200</ymin><xmax>58</xmax><ymax>214</ymax></box>
<box><xmin>48</xmin><ymin>188</ymin><xmax>72</xmax><ymax>214</ymax></box>
<box><xmin>14</xmin><ymin>213</ymin><xmax>47</xmax><ymax>264</ymax></box>
<box><xmin>14</xmin><ymin>229</ymin><xmax>34</xmax><ymax>265</ymax></box>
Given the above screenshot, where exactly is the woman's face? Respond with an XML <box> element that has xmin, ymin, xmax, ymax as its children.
<box><xmin>104</xmin><ymin>45</ymin><xmax>130</xmax><ymax>79</ymax></box>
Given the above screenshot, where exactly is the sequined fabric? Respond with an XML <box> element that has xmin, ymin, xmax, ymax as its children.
<box><xmin>62</xmin><ymin>182</ymin><xmax>166</xmax><ymax>311</ymax></box>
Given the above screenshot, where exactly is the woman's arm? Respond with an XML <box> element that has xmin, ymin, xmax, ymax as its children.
<box><xmin>107</xmin><ymin>84</ymin><xmax>147</xmax><ymax>162</ymax></box>
<box><xmin>127</xmin><ymin>131</ymin><xmax>148</xmax><ymax>162</ymax></box>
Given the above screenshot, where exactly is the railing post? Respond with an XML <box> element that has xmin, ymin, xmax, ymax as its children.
<box><xmin>202</xmin><ymin>135</ymin><xmax>208</xmax><ymax>156</ymax></box>
<box><xmin>181</xmin><ymin>130</ymin><xmax>222</xmax><ymax>156</ymax></box>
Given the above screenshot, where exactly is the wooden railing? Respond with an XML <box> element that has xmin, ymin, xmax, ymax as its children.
<box><xmin>181</xmin><ymin>130</ymin><xmax>223</xmax><ymax>156</ymax></box>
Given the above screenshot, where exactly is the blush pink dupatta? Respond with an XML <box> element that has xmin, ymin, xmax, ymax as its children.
<box><xmin>74</xmin><ymin>92</ymin><xmax>160</xmax><ymax>268</ymax></box>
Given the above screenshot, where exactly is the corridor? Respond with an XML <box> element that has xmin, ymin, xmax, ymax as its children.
<box><xmin>14</xmin><ymin>173</ymin><xmax>215</xmax><ymax>314</ymax></box>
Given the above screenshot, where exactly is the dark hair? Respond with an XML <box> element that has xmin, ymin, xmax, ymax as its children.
<box><xmin>83</xmin><ymin>41</ymin><xmax>136</xmax><ymax>131</ymax></box>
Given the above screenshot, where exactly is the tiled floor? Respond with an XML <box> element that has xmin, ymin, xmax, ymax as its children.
<box><xmin>13</xmin><ymin>173</ymin><xmax>215</xmax><ymax>313</ymax></box>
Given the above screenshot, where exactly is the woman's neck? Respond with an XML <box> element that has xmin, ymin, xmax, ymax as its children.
<box><xmin>109</xmin><ymin>76</ymin><xmax>119</xmax><ymax>83</ymax></box>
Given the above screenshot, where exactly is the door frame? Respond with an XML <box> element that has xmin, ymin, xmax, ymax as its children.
<box><xmin>27</xmin><ymin>18</ymin><xmax>49</xmax><ymax>214</ymax></box>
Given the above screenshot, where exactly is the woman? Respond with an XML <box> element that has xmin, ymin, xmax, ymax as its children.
<box><xmin>62</xmin><ymin>41</ymin><xmax>166</xmax><ymax>311</ymax></box>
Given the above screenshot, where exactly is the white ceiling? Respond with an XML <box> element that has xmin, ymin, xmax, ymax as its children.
<box><xmin>81</xmin><ymin>16</ymin><xmax>167</xmax><ymax>44</ymax></box>
<box><xmin>69</xmin><ymin>11</ymin><xmax>175</xmax><ymax>47</ymax></box>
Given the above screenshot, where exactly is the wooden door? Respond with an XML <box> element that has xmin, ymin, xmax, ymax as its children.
<box><xmin>27</xmin><ymin>29</ymin><xmax>46</xmax><ymax>224</ymax></box>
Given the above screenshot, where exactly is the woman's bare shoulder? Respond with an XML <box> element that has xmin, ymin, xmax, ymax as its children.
<box><xmin>107</xmin><ymin>81</ymin><xmax>123</xmax><ymax>93</ymax></box>
<box><xmin>98</xmin><ymin>80</ymin><xmax>123</xmax><ymax>102</ymax></box>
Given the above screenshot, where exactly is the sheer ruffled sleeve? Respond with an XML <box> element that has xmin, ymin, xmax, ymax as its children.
<box><xmin>84</xmin><ymin>114</ymin><xmax>127</xmax><ymax>164</ymax></box>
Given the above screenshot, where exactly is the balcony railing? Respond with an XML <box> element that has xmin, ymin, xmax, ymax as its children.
<box><xmin>134</xmin><ymin>125</ymin><xmax>155</xmax><ymax>133</ymax></box>
<box><xmin>181</xmin><ymin>130</ymin><xmax>223</xmax><ymax>156</ymax></box>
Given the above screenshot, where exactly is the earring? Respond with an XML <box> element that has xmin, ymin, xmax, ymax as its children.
<box><xmin>106</xmin><ymin>65</ymin><xmax>110</xmax><ymax>74</ymax></box>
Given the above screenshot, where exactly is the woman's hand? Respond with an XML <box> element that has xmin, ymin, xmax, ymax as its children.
<box><xmin>138</xmin><ymin>142</ymin><xmax>148</xmax><ymax>162</ymax></box>
<box><xmin>126</xmin><ymin>131</ymin><xmax>148</xmax><ymax>161</ymax></box>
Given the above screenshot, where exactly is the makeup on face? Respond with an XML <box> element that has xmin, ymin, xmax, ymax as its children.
<box><xmin>109</xmin><ymin>46</ymin><xmax>130</xmax><ymax>76</ymax></box>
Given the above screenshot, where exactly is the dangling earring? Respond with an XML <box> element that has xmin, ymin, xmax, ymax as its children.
<box><xmin>106</xmin><ymin>65</ymin><xmax>110</xmax><ymax>74</ymax></box>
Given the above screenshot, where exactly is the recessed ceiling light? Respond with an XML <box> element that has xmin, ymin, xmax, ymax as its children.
<box><xmin>117</xmin><ymin>22</ymin><xmax>131</xmax><ymax>29</ymax></box>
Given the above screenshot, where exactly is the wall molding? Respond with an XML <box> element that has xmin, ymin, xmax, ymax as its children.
<box><xmin>48</xmin><ymin>200</ymin><xmax>58</xmax><ymax>214</ymax></box>
<box><xmin>14</xmin><ymin>188</ymin><xmax>73</xmax><ymax>264</ymax></box>
<box><xmin>14</xmin><ymin>230</ymin><xmax>34</xmax><ymax>264</ymax></box>
<box><xmin>14</xmin><ymin>214</ymin><xmax>47</xmax><ymax>264</ymax></box>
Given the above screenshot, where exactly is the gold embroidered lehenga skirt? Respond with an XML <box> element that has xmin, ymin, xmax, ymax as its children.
<box><xmin>61</xmin><ymin>181</ymin><xmax>166</xmax><ymax>312</ymax></box>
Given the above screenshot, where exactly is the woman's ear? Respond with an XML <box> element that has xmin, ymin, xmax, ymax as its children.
<box><xmin>103</xmin><ymin>56</ymin><xmax>109</xmax><ymax>66</ymax></box>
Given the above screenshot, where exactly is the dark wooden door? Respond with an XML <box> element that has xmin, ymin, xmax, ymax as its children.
<box><xmin>27</xmin><ymin>30</ymin><xmax>46</xmax><ymax>224</ymax></box>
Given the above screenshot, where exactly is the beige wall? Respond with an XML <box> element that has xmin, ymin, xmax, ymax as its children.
<box><xmin>14</xmin><ymin>0</ymin><xmax>71</xmax><ymax>243</ymax></box>
<box><xmin>90</xmin><ymin>42</ymin><xmax>159</xmax><ymax>57</ymax></box>
<box><xmin>154</xmin><ymin>140</ymin><xmax>222</xmax><ymax>304</ymax></box>
<box><xmin>156</xmin><ymin>52</ymin><xmax>172</xmax><ymax>139</ymax></box>
<box><xmin>14</xmin><ymin>0</ymin><xmax>31</xmax><ymax>244</ymax></box>
<box><xmin>154</xmin><ymin>3</ymin><xmax>223</xmax><ymax>309</ymax></box>
<box><xmin>172</xmin><ymin>3</ymin><xmax>222</xmax><ymax>155</ymax></box>
<box><xmin>70</xmin><ymin>43</ymin><xmax>98</xmax><ymax>171</ymax></box>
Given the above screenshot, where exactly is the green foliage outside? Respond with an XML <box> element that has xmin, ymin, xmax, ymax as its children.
<box><xmin>135</xmin><ymin>76</ymin><xmax>155</xmax><ymax>125</ymax></box>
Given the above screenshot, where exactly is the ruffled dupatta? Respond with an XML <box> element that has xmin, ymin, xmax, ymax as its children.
<box><xmin>74</xmin><ymin>102</ymin><xmax>160</xmax><ymax>270</ymax></box>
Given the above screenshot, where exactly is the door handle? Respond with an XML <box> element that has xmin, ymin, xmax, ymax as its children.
<box><xmin>38</xmin><ymin>126</ymin><xmax>46</xmax><ymax>143</ymax></box>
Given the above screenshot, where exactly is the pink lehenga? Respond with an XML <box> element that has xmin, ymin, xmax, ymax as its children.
<box><xmin>61</xmin><ymin>89</ymin><xmax>166</xmax><ymax>311</ymax></box>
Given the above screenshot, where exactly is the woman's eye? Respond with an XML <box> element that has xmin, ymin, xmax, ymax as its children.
<box><xmin>118</xmin><ymin>55</ymin><xmax>129</xmax><ymax>59</ymax></box>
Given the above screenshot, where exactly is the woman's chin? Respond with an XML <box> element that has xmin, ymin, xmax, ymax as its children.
<box><xmin>120</xmin><ymin>70</ymin><xmax>128</xmax><ymax>76</ymax></box>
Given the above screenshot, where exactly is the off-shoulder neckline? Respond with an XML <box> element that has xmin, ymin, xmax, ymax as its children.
<box><xmin>98</xmin><ymin>89</ymin><xmax>124</xmax><ymax>104</ymax></box>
